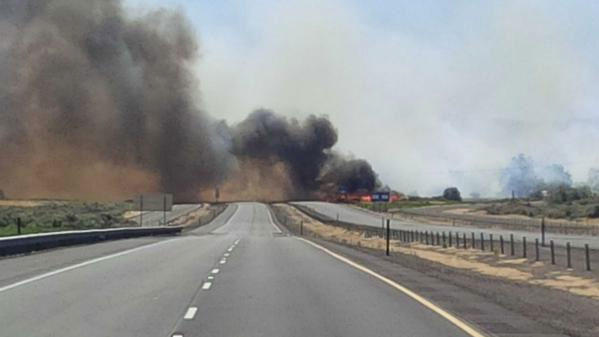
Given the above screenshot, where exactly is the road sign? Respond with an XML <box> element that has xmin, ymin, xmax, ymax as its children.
<box><xmin>371</xmin><ymin>192</ymin><xmax>390</xmax><ymax>202</ymax></box>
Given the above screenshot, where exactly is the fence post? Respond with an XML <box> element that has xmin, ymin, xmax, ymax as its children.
<box><xmin>535</xmin><ymin>238</ymin><xmax>539</xmax><ymax>261</ymax></box>
<box><xmin>500</xmin><ymin>235</ymin><xmax>504</xmax><ymax>255</ymax></box>
<box><xmin>436</xmin><ymin>232</ymin><xmax>440</xmax><ymax>246</ymax></box>
<box><xmin>550</xmin><ymin>240</ymin><xmax>555</xmax><ymax>265</ymax></box>
<box><xmin>490</xmin><ymin>234</ymin><xmax>494</xmax><ymax>252</ymax></box>
<box><xmin>300</xmin><ymin>220</ymin><xmax>303</xmax><ymax>236</ymax></box>
<box><xmin>463</xmin><ymin>233</ymin><xmax>467</xmax><ymax>249</ymax></box>
<box><xmin>541</xmin><ymin>217</ymin><xmax>546</xmax><ymax>247</ymax></box>
<box><xmin>522</xmin><ymin>237</ymin><xmax>527</xmax><ymax>258</ymax></box>
<box><xmin>442</xmin><ymin>232</ymin><xmax>447</xmax><ymax>248</ymax></box>
<box><xmin>510</xmin><ymin>234</ymin><xmax>515</xmax><ymax>256</ymax></box>
<box><xmin>471</xmin><ymin>232</ymin><xmax>476</xmax><ymax>249</ymax></box>
<box><xmin>480</xmin><ymin>233</ymin><xmax>485</xmax><ymax>251</ymax></box>
<box><xmin>386</xmin><ymin>219</ymin><xmax>390</xmax><ymax>256</ymax></box>
<box><xmin>425</xmin><ymin>231</ymin><xmax>429</xmax><ymax>245</ymax></box>
<box><xmin>455</xmin><ymin>232</ymin><xmax>459</xmax><ymax>248</ymax></box>
<box><xmin>449</xmin><ymin>231</ymin><xmax>453</xmax><ymax>247</ymax></box>
<box><xmin>585</xmin><ymin>244</ymin><xmax>591</xmax><ymax>271</ymax></box>
<box><xmin>566</xmin><ymin>242</ymin><xmax>571</xmax><ymax>269</ymax></box>
<box><xmin>17</xmin><ymin>217</ymin><xmax>22</xmax><ymax>235</ymax></box>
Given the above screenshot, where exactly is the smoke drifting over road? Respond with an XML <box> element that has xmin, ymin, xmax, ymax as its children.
<box><xmin>0</xmin><ymin>0</ymin><xmax>378</xmax><ymax>201</ymax></box>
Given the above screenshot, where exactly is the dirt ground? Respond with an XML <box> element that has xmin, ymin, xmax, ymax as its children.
<box><xmin>274</xmin><ymin>203</ymin><xmax>599</xmax><ymax>337</ymax></box>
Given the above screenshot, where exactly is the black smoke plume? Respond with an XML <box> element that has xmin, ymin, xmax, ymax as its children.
<box><xmin>0</xmin><ymin>0</ymin><xmax>380</xmax><ymax>201</ymax></box>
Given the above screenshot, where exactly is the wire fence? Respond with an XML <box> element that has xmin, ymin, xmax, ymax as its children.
<box><xmin>274</xmin><ymin>204</ymin><xmax>596</xmax><ymax>273</ymax></box>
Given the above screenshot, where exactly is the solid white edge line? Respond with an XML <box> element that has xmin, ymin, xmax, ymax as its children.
<box><xmin>183</xmin><ymin>307</ymin><xmax>198</xmax><ymax>320</ymax></box>
<box><xmin>202</xmin><ymin>282</ymin><xmax>212</xmax><ymax>290</ymax></box>
<box><xmin>0</xmin><ymin>238</ymin><xmax>180</xmax><ymax>294</ymax></box>
<box><xmin>266</xmin><ymin>206</ymin><xmax>282</xmax><ymax>233</ymax></box>
<box><xmin>296</xmin><ymin>237</ymin><xmax>486</xmax><ymax>337</ymax></box>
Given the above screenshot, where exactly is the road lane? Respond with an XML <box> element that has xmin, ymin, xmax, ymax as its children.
<box><xmin>1</xmin><ymin>202</ymin><xmax>475</xmax><ymax>337</ymax></box>
<box><xmin>172</xmin><ymin>203</ymin><xmax>472</xmax><ymax>337</ymax></box>
<box><xmin>295</xmin><ymin>201</ymin><xmax>599</xmax><ymax>249</ymax></box>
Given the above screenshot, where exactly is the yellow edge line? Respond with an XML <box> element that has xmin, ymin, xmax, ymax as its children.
<box><xmin>297</xmin><ymin>237</ymin><xmax>487</xmax><ymax>337</ymax></box>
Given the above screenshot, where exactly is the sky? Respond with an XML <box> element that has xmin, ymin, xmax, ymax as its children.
<box><xmin>125</xmin><ymin>0</ymin><xmax>599</xmax><ymax>197</ymax></box>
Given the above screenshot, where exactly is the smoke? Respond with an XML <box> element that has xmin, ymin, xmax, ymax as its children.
<box><xmin>221</xmin><ymin>109</ymin><xmax>378</xmax><ymax>199</ymax></box>
<box><xmin>195</xmin><ymin>0</ymin><xmax>599</xmax><ymax>197</ymax></box>
<box><xmin>0</xmin><ymin>0</ymin><xmax>379</xmax><ymax>201</ymax></box>
<box><xmin>501</xmin><ymin>154</ymin><xmax>573</xmax><ymax>197</ymax></box>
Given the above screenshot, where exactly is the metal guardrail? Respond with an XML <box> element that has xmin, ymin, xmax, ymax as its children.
<box><xmin>0</xmin><ymin>226</ymin><xmax>183</xmax><ymax>257</ymax></box>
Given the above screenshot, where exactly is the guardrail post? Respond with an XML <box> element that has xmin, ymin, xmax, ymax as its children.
<box><xmin>455</xmin><ymin>232</ymin><xmax>459</xmax><ymax>248</ymax></box>
<box><xmin>500</xmin><ymin>235</ymin><xmax>504</xmax><ymax>255</ymax></box>
<box><xmin>585</xmin><ymin>244</ymin><xmax>591</xmax><ymax>271</ymax></box>
<box><xmin>436</xmin><ymin>232</ymin><xmax>440</xmax><ymax>246</ymax></box>
<box><xmin>463</xmin><ymin>233</ymin><xmax>467</xmax><ymax>249</ymax></box>
<box><xmin>510</xmin><ymin>234</ymin><xmax>515</xmax><ymax>256</ymax></box>
<box><xmin>566</xmin><ymin>242</ymin><xmax>571</xmax><ymax>269</ymax></box>
<box><xmin>535</xmin><ymin>238</ymin><xmax>539</xmax><ymax>261</ymax></box>
<box><xmin>442</xmin><ymin>232</ymin><xmax>447</xmax><ymax>248</ymax></box>
<box><xmin>471</xmin><ymin>232</ymin><xmax>475</xmax><ymax>249</ymax></box>
<box><xmin>480</xmin><ymin>233</ymin><xmax>485</xmax><ymax>251</ymax></box>
<box><xmin>448</xmin><ymin>231</ymin><xmax>452</xmax><ymax>247</ymax></box>
<box><xmin>425</xmin><ymin>231</ymin><xmax>429</xmax><ymax>245</ymax></box>
<box><xmin>522</xmin><ymin>237</ymin><xmax>527</xmax><ymax>258</ymax></box>
<box><xmin>550</xmin><ymin>240</ymin><xmax>555</xmax><ymax>265</ymax></box>
<box><xmin>490</xmin><ymin>234</ymin><xmax>494</xmax><ymax>252</ymax></box>
<box><xmin>386</xmin><ymin>220</ymin><xmax>390</xmax><ymax>256</ymax></box>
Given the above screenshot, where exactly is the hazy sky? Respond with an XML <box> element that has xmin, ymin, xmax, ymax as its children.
<box><xmin>125</xmin><ymin>0</ymin><xmax>599</xmax><ymax>196</ymax></box>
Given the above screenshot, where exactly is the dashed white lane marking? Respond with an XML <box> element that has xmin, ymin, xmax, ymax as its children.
<box><xmin>297</xmin><ymin>238</ymin><xmax>486</xmax><ymax>337</ymax></box>
<box><xmin>208</xmin><ymin>276</ymin><xmax>214</xmax><ymax>280</ymax></box>
<box><xmin>224</xmin><ymin>253</ymin><xmax>230</xmax><ymax>257</ymax></box>
<box><xmin>211</xmin><ymin>268</ymin><xmax>220</xmax><ymax>274</ymax></box>
<box><xmin>202</xmin><ymin>282</ymin><xmax>212</xmax><ymax>290</ymax></box>
<box><xmin>227</xmin><ymin>247</ymin><xmax>234</xmax><ymax>252</ymax></box>
<box><xmin>234</xmin><ymin>239</ymin><xmax>240</xmax><ymax>245</ymax></box>
<box><xmin>219</xmin><ymin>259</ymin><xmax>226</xmax><ymax>264</ymax></box>
<box><xmin>172</xmin><ymin>334</ymin><xmax>183</xmax><ymax>337</ymax></box>
<box><xmin>184</xmin><ymin>307</ymin><xmax>198</xmax><ymax>320</ymax></box>
<box><xmin>266</xmin><ymin>207</ymin><xmax>282</xmax><ymax>233</ymax></box>
<box><xmin>0</xmin><ymin>238</ymin><xmax>180</xmax><ymax>294</ymax></box>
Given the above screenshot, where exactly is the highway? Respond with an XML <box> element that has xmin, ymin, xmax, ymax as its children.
<box><xmin>294</xmin><ymin>201</ymin><xmax>599</xmax><ymax>249</ymax></box>
<box><xmin>0</xmin><ymin>203</ymin><xmax>474</xmax><ymax>337</ymax></box>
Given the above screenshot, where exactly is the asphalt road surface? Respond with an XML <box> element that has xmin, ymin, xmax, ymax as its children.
<box><xmin>133</xmin><ymin>204</ymin><xmax>203</xmax><ymax>227</ymax></box>
<box><xmin>294</xmin><ymin>201</ymin><xmax>599</xmax><ymax>249</ymax></box>
<box><xmin>0</xmin><ymin>203</ymin><xmax>474</xmax><ymax>337</ymax></box>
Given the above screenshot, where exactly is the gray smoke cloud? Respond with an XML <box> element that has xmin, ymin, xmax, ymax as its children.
<box><xmin>501</xmin><ymin>154</ymin><xmax>573</xmax><ymax>198</ymax></box>
<box><xmin>0</xmin><ymin>0</ymin><xmax>379</xmax><ymax>201</ymax></box>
